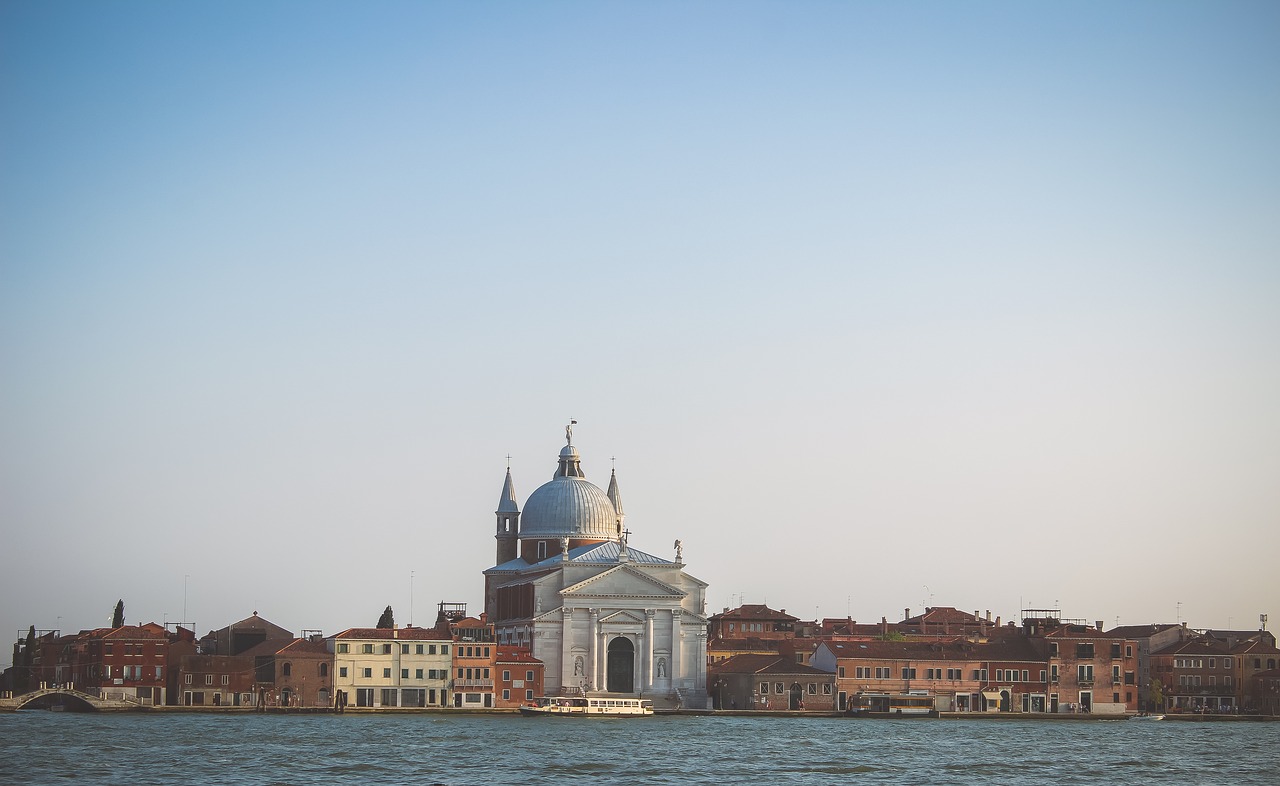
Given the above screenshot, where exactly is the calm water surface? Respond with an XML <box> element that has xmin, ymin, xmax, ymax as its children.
<box><xmin>2</xmin><ymin>712</ymin><xmax>1278</xmax><ymax>785</ymax></box>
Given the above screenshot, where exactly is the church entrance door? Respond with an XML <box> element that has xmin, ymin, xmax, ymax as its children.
<box><xmin>606</xmin><ymin>637</ymin><xmax>635</xmax><ymax>693</ymax></box>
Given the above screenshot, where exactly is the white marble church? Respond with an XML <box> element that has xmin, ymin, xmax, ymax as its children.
<box><xmin>483</xmin><ymin>426</ymin><xmax>709</xmax><ymax>707</ymax></box>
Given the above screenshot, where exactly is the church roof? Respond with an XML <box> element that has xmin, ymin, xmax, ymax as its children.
<box><xmin>532</xmin><ymin>540</ymin><xmax>672</xmax><ymax>568</ymax></box>
<box><xmin>496</xmin><ymin>468</ymin><xmax>519</xmax><ymax>514</ymax></box>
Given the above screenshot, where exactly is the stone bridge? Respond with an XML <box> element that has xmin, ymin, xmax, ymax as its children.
<box><xmin>0</xmin><ymin>687</ymin><xmax>145</xmax><ymax>712</ymax></box>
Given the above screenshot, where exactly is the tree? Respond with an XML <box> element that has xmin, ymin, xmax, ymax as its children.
<box><xmin>1148</xmin><ymin>678</ymin><xmax>1164</xmax><ymax>712</ymax></box>
<box><xmin>112</xmin><ymin>599</ymin><xmax>125</xmax><ymax>628</ymax></box>
<box><xmin>377</xmin><ymin>605</ymin><xmax>394</xmax><ymax>629</ymax></box>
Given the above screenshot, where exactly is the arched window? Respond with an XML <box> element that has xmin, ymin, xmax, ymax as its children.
<box><xmin>282</xmin><ymin>662</ymin><xmax>292</xmax><ymax>677</ymax></box>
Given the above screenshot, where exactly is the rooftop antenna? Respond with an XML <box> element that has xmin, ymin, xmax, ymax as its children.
<box><xmin>410</xmin><ymin>570</ymin><xmax>415</xmax><ymax>626</ymax></box>
<box><xmin>1177</xmin><ymin>601</ymin><xmax>1182</xmax><ymax>624</ymax></box>
<box><xmin>1262</xmin><ymin>613</ymin><xmax>1269</xmax><ymax>632</ymax></box>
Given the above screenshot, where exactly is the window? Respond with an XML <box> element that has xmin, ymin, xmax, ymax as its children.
<box><xmin>416</xmin><ymin>669</ymin><xmax>424</xmax><ymax>679</ymax></box>
<box><xmin>503</xmin><ymin>670</ymin><xmax>511</xmax><ymax>681</ymax></box>
<box><xmin>282</xmin><ymin>663</ymin><xmax>292</xmax><ymax>677</ymax></box>
<box><xmin>484</xmin><ymin>647</ymin><xmax>490</xmax><ymax>658</ymax></box>
<box><xmin>441</xmin><ymin>645</ymin><xmax>449</xmax><ymax>654</ymax></box>
<box><xmin>184</xmin><ymin>674</ymin><xmax>192</xmax><ymax>685</ymax></box>
<box><xmin>973</xmin><ymin>669</ymin><xmax>987</xmax><ymax>681</ymax></box>
<box><xmin>383</xmin><ymin>668</ymin><xmax>392</xmax><ymax>679</ymax></box>
<box><xmin>428</xmin><ymin>645</ymin><xmax>437</xmax><ymax>655</ymax></box>
<box><xmin>839</xmin><ymin>667</ymin><xmax>846</xmax><ymax>678</ymax></box>
<box><xmin>526</xmin><ymin>670</ymin><xmax>534</xmax><ymax>681</ymax></box>
<box><xmin>807</xmin><ymin>683</ymin><xmax>816</xmax><ymax>695</ymax></box>
<box><xmin>1111</xmin><ymin>643</ymin><xmax>1121</xmax><ymax>658</ymax></box>
<box><xmin>1049</xmin><ymin>643</ymin><xmax>1058</xmax><ymax>656</ymax></box>
<box><xmin>1022</xmin><ymin>671</ymin><xmax>1029</xmax><ymax>682</ymax></box>
<box><xmin>537</xmin><ymin>541</ymin><xmax>547</xmax><ymax>560</ymax></box>
<box><xmin>483</xmin><ymin>668</ymin><xmax>490</xmax><ymax>679</ymax></box>
<box><xmin>502</xmin><ymin>689</ymin><xmax>511</xmax><ymax>700</ymax></box>
<box><xmin>338</xmin><ymin>643</ymin><xmax>349</xmax><ymax>654</ymax></box>
<box><xmin>875</xmin><ymin>667</ymin><xmax>891</xmax><ymax>679</ymax></box>
<box><xmin>401</xmin><ymin>669</ymin><xmax>409</xmax><ymax>679</ymax></box>
<box><xmin>402</xmin><ymin>644</ymin><xmax>410</xmax><ymax>654</ymax></box>
<box><xmin>362</xmin><ymin>644</ymin><xmax>374</xmax><ymax>654</ymax></box>
<box><xmin>221</xmin><ymin>675</ymin><xmax>229</xmax><ymax>685</ymax></box>
<box><xmin>823</xmin><ymin>684</ymin><xmax>832</xmax><ymax>695</ymax></box>
<box><xmin>105</xmin><ymin>644</ymin><xmax>113</xmax><ymax>655</ymax></box>
<box><xmin>320</xmin><ymin>663</ymin><xmax>328</xmax><ymax>677</ymax></box>
<box><xmin>526</xmin><ymin>690</ymin><xmax>534</xmax><ymax>701</ymax></box>
<box><xmin>760</xmin><ymin>683</ymin><xmax>769</xmax><ymax>694</ymax></box>
<box><xmin>774</xmin><ymin>683</ymin><xmax>784</xmax><ymax>693</ymax></box>
<box><xmin>362</xmin><ymin>668</ymin><xmax>372</xmax><ymax>678</ymax></box>
<box><xmin>1076</xmin><ymin>643</ymin><xmax>1094</xmax><ymax>659</ymax></box>
<box><xmin>1225</xmin><ymin>657</ymin><xmax>1233</xmax><ymax>668</ymax></box>
<box><xmin>339</xmin><ymin>667</ymin><xmax>348</xmax><ymax>678</ymax></box>
<box><xmin>1112</xmin><ymin>665</ymin><xmax>1121</xmax><ymax>681</ymax></box>
<box><xmin>1209</xmin><ymin>658</ymin><xmax>1216</xmax><ymax>668</ymax></box>
<box><xmin>416</xmin><ymin>645</ymin><xmax>424</xmax><ymax>655</ymax></box>
<box><xmin>1078</xmin><ymin>665</ymin><xmax>1094</xmax><ymax>681</ymax></box>
<box><xmin>205</xmin><ymin>675</ymin><xmax>213</xmax><ymax>685</ymax></box>
<box><xmin>382</xmin><ymin>644</ymin><xmax>392</xmax><ymax>654</ymax></box>
<box><xmin>995</xmin><ymin>669</ymin><xmax>1003</xmax><ymax>681</ymax></box>
<box><xmin>156</xmin><ymin>666</ymin><xmax>163</xmax><ymax>679</ymax></box>
<box><xmin>1125</xmin><ymin>671</ymin><xmax>1135</xmax><ymax>685</ymax></box>
<box><xmin>901</xmin><ymin>668</ymin><xmax>917</xmax><ymax>679</ymax></box>
<box><xmin>1126</xmin><ymin>646</ymin><xmax>1133</xmax><ymax>658</ymax></box>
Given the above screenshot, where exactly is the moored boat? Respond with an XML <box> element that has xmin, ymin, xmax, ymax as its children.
<box><xmin>519</xmin><ymin>696</ymin><xmax>654</xmax><ymax>717</ymax></box>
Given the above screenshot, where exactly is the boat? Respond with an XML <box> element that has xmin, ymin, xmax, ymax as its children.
<box><xmin>518</xmin><ymin>696</ymin><xmax>654</xmax><ymax>717</ymax></box>
<box><xmin>1128</xmin><ymin>713</ymin><xmax>1165</xmax><ymax>720</ymax></box>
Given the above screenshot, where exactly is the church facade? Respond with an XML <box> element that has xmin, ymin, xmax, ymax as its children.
<box><xmin>482</xmin><ymin>428</ymin><xmax>709</xmax><ymax>707</ymax></box>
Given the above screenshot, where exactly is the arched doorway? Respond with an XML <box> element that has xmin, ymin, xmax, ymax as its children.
<box><xmin>789</xmin><ymin>683</ymin><xmax>803</xmax><ymax>710</ymax></box>
<box><xmin>607</xmin><ymin>637</ymin><xmax>635</xmax><ymax>693</ymax></box>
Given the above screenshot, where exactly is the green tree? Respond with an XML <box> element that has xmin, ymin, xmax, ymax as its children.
<box><xmin>377</xmin><ymin>605</ymin><xmax>395</xmax><ymax>629</ymax></box>
<box><xmin>1148</xmin><ymin>678</ymin><xmax>1164</xmax><ymax>711</ymax></box>
<box><xmin>112</xmin><ymin>599</ymin><xmax>125</xmax><ymax>628</ymax></box>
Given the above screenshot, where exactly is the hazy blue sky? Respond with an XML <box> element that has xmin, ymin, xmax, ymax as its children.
<box><xmin>3</xmin><ymin>1</ymin><xmax>1277</xmax><ymax>662</ymax></box>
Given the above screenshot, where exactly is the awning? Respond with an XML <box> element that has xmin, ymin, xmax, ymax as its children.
<box><xmin>982</xmin><ymin>691</ymin><xmax>1002</xmax><ymax>701</ymax></box>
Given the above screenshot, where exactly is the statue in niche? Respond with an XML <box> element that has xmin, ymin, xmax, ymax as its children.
<box><xmin>657</xmin><ymin>657</ymin><xmax>667</xmax><ymax>678</ymax></box>
<box><xmin>574</xmin><ymin>656</ymin><xmax>584</xmax><ymax>676</ymax></box>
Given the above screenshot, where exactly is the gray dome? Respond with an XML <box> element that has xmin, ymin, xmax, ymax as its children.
<box><xmin>520</xmin><ymin>476</ymin><xmax>620</xmax><ymax>540</ymax></box>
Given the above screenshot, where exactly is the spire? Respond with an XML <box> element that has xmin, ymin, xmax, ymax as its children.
<box><xmin>496</xmin><ymin>467</ymin><xmax>519</xmax><ymax>515</ymax></box>
<box><xmin>607</xmin><ymin>467</ymin><xmax>624</xmax><ymax>517</ymax></box>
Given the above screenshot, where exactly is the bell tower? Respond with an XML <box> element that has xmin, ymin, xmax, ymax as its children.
<box><xmin>495</xmin><ymin>465</ymin><xmax>520</xmax><ymax>565</ymax></box>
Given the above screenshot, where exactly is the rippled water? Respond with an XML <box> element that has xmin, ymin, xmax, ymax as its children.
<box><xmin>2</xmin><ymin>712</ymin><xmax>1278</xmax><ymax>785</ymax></box>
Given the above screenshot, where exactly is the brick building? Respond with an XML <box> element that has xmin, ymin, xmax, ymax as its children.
<box><xmin>495</xmin><ymin>646</ymin><xmax>544</xmax><ymax>708</ymax></box>
<box><xmin>709</xmin><ymin>654</ymin><xmax>836</xmax><ymax>711</ymax></box>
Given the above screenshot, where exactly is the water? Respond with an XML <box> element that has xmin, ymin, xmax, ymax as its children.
<box><xmin>2</xmin><ymin>712</ymin><xmax>1278</xmax><ymax>785</ymax></box>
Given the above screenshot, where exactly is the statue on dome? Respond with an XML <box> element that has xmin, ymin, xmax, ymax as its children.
<box><xmin>565</xmin><ymin>420</ymin><xmax>576</xmax><ymax>446</ymax></box>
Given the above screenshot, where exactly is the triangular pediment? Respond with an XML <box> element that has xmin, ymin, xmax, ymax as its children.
<box><xmin>561</xmin><ymin>564</ymin><xmax>687</xmax><ymax>600</ymax></box>
<box><xmin>599</xmin><ymin>609</ymin><xmax>646</xmax><ymax>625</ymax></box>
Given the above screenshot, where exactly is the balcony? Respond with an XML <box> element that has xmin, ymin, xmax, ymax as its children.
<box><xmin>453</xmin><ymin>678</ymin><xmax>493</xmax><ymax>688</ymax></box>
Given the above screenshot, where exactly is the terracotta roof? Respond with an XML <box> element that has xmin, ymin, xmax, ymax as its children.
<box><xmin>711</xmin><ymin>654</ymin><xmax>834</xmax><ymax>676</ymax></box>
<box><xmin>332</xmin><ymin>626</ymin><xmax>452</xmax><ymax>641</ymax></box>
<box><xmin>1107</xmin><ymin>624</ymin><xmax>1182</xmax><ymax>637</ymax></box>
<box><xmin>496</xmin><ymin>646</ymin><xmax>543</xmax><ymax>664</ymax></box>
<box><xmin>709</xmin><ymin>604</ymin><xmax>798</xmax><ymax>622</ymax></box>
<box><xmin>1153</xmin><ymin>638</ymin><xmax>1232</xmax><ymax>657</ymax></box>
<box><xmin>822</xmin><ymin>637</ymin><xmax>1043</xmax><ymax>663</ymax></box>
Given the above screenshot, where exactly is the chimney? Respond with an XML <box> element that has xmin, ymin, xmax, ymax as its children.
<box><xmin>1096</xmin><ymin>621</ymin><xmax>1104</xmax><ymax>632</ymax></box>
<box><xmin>905</xmin><ymin>608</ymin><xmax>911</xmax><ymax>620</ymax></box>
<box><xmin>393</xmin><ymin>624</ymin><xmax>399</xmax><ymax>639</ymax></box>
<box><xmin>986</xmin><ymin>610</ymin><xmax>991</xmax><ymax>622</ymax></box>
<box><xmin>995</xmin><ymin>616</ymin><xmax>1001</xmax><ymax>628</ymax></box>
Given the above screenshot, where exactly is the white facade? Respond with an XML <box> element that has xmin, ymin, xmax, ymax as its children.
<box><xmin>329</xmin><ymin>628</ymin><xmax>452</xmax><ymax>709</ymax></box>
<box><xmin>484</xmin><ymin>431</ymin><xmax>709</xmax><ymax>707</ymax></box>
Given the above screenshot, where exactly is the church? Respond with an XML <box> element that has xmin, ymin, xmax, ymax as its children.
<box><xmin>482</xmin><ymin>426</ymin><xmax>709</xmax><ymax>707</ymax></box>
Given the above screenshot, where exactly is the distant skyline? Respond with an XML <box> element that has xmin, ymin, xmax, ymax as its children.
<box><xmin>2</xmin><ymin>1</ymin><xmax>1278</xmax><ymax>667</ymax></box>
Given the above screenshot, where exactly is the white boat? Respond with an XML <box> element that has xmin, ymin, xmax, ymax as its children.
<box><xmin>1128</xmin><ymin>713</ymin><xmax>1165</xmax><ymax>720</ymax></box>
<box><xmin>518</xmin><ymin>696</ymin><xmax>654</xmax><ymax>717</ymax></box>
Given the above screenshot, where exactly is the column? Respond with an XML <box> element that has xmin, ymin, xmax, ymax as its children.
<box><xmin>588</xmin><ymin>608</ymin><xmax>599</xmax><ymax>692</ymax></box>
<box><xmin>644</xmin><ymin>609</ymin><xmax>656</xmax><ymax>691</ymax></box>
<box><xmin>560</xmin><ymin>606</ymin><xmax>574</xmax><ymax>691</ymax></box>
<box><xmin>670</xmin><ymin>608</ymin><xmax>683</xmax><ymax>687</ymax></box>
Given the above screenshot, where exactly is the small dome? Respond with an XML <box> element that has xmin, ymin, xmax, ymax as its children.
<box><xmin>520</xmin><ymin>476</ymin><xmax>620</xmax><ymax>540</ymax></box>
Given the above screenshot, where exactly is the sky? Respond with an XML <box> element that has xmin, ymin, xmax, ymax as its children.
<box><xmin>2</xmin><ymin>1</ymin><xmax>1278</xmax><ymax>665</ymax></box>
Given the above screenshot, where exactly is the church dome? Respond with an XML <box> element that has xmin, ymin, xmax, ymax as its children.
<box><xmin>518</xmin><ymin>433</ymin><xmax>620</xmax><ymax>541</ymax></box>
<box><xmin>520</xmin><ymin>475</ymin><xmax>620</xmax><ymax>540</ymax></box>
